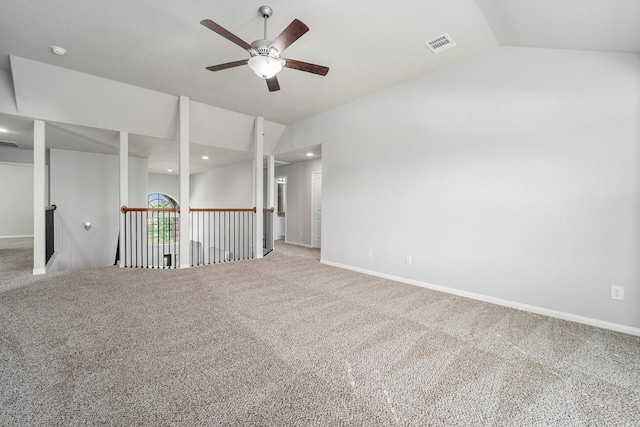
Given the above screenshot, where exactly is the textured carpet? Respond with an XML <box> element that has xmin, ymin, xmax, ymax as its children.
<box><xmin>1</xmin><ymin>240</ymin><xmax>639</xmax><ymax>426</ymax></box>
<box><xmin>0</xmin><ymin>237</ymin><xmax>35</xmax><ymax>292</ymax></box>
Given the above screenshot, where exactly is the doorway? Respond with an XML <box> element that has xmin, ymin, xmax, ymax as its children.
<box><xmin>311</xmin><ymin>171</ymin><xmax>322</xmax><ymax>248</ymax></box>
<box><xmin>276</xmin><ymin>176</ymin><xmax>287</xmax><ymax>241</ymax></box>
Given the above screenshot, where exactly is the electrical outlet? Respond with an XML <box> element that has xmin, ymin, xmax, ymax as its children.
<box><xmin>367</xmin><ymin>249</ymin><xmax>374</xmax><ymax>258</ymax></box>
<box><xmin>610</xmin><ymin>285</ymin><xmax>624</xmax><ymax>301</ymax></box>
<box><xmin>405</xmin><ymin>255</ymin><xmax>412</xmax><ymax>264</ymax></box>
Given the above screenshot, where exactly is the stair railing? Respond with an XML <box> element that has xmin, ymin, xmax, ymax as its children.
<box><xmin>121</xmin><ymin>206</ymin><xmax>180</xmax><ymax>268</ymax></box>
<box><xmin>263</xmin><ymin>207</ymin><xmax>274</xmax><ymax>255</ymax></box>
<box><xmin>189</xmin><ymin>208</ymin><xmax>256</xmax><ymax>266</ymax></box>
<box><xmin>121</xmin><ymin>206</ymin><xmax>274</xmax><ymax>268</ymax></box>
<box><xmin>45</xmin><ymin>204</ymin><xmax>57</xmax><ymax>263</ymax></box>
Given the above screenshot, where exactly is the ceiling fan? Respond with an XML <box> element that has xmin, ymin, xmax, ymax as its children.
<box><xmin>201</xmin><ymin>5</ymin><xmax>329</xmax><ymax>92</ymax></box>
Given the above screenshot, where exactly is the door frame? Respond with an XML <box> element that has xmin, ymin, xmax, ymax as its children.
<box><xmin>276</xmin><ymin>175</ymin><xmax>287</xmax><ymax>242</ymax></box>
<box><xmin>311</xmin><ymin>170</ymin><xmax>322</xmax><ymax>248</ymax></box>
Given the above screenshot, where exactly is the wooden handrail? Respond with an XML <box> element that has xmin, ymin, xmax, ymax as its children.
<box><xmin>190</xmin><ymin>207</ymin><xmax>257</xmax><ymax>213</ymax></box>
<box><xmin>122</xmin><ymin>206</ymin><xmax>265</xmax><ymax>213</ymax></box>
<box><xmin>45</xmin><ymin>204</ymin><xmax>57</xmax><ymax>211</ymax></box>
<box><xmin>121</xmin><ymin>206</ymin><xmax>180</xmax><ymax>213</ymax></box>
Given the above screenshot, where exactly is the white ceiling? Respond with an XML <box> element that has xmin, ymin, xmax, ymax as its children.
<box><xmin>1</xmin><ymin>0</ymin><xmax>638</xmax><ymax>170</ymax></box>
<box><xmin>475</xmin><ymin>0</ymin><xmax>640</xmax><ymax>53</ymax></box>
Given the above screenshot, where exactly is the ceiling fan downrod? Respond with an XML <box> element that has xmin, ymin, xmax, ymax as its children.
<box><xmin>259</xmin><ymin>5</ymin><xmax>273</xmax><ymax>41</ymax></box>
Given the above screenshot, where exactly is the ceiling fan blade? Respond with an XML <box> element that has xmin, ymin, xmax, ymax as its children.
<box><xmin>282</xmin><ymin>58</ymin><xmax>329</xmax><ymax>76</ymax></box>
<box><xmin>206</xmin><ymin>59</ymin><xmax>249</xmax><ymax>72</ymax></box>
<box><xmin>268</xmin><ymin>19</ymin><xmax>309</xmax><ymax>54</ymax></box>
<box><xmin>200</xmin><ymin>19</ymin><xmax>258</xmax><ymax>55</ymax></box>
<box><xmin>266</xmin><ymin>76</ymin><xmax>280</xmax><ymax>92</ymax></box>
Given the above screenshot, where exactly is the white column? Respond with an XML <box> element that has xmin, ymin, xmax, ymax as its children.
<box><xmin>254</xmin><ymin>116</ymin><xmax>264</xmax><ymax>259</ymax></box>
<box><xmin>266</xmin><ymin>154</ymin><xmax>275</xmax><ymax>250</ymax></box>
<box><xmin>267</xmin><ymin>155</ymin><xmax>275</xmax><ymax>209</ymax></box>
<box><xmin>179</xmin><ymin>95</ymin><xmax>190</xmax><ymax>268</ymax></box>
<box><xmin>119</xmin><ymin>131</ymin><xmax>128</xmax><ymax>268</ymax></box>
<box><xmin>33</xmin><ymin>120</ymin><xmax>46</xmax><ymax>275</ymax></box>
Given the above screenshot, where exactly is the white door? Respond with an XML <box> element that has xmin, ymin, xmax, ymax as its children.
<box><xmin>311</xmin><ymin>171</ymin><xmax>322</xmax><ymax>248</ymax></box>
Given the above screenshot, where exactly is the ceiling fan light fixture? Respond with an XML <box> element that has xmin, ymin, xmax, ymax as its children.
<box><xmin>248</xmin><ymin>55</ymin><xmax>282</xmax><ymax>79</ymax></box>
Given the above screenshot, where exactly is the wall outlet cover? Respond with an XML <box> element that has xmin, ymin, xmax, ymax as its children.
<box><xmin>610</xmin><ymin>285</ymin><xmax>624</xmax><ymax>301</ymax></box>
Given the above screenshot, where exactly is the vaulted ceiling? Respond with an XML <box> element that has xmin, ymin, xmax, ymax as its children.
<box><xmin>0</xmin><ymin>0</ymin><xmax>638</xmax><ymax>171</ymax></box>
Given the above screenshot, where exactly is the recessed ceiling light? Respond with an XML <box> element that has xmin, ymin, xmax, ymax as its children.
<box><xmin>167</xmin><ymin>169</ymin><xmax>173</xmax><ymax>172</ymax></box>
<box><xmin>0</xmin><ymin>128</ymin><xmax>8</xmax><ymax>133</ymax></box>
<box><xmin>51</xmin><ymin>45</ymin><xmax>66</xmax><ymax>56</ymax></box>
<box><xmin>202</xmin><ymin>156</ymin><xmax>209</xmax><ymax>160</ymax></box>
<box><xmin>306</xmin><ymin>152</ymin><xmax>314</xmax><ymax>157</ymax></box>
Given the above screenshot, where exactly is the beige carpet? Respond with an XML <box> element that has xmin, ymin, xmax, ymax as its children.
<box><xmin>0</xmin><ymin>237</ymin><xmax>35</xmax><ymax>292</ymax></box>
<box><xmin>1</xmin><ymin>240</ymin><xmax>639</xmax><ymax>426</ymax></box>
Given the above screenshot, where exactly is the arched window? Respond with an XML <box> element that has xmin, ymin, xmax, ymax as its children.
<box><xmin>148</xmin><ymin>193</ymin><xmax>178</xmax><ymax>209</ymax></box>
<box><xmin>148</xmin><ymin>193</ymin><xmax>178</xmax><ymax>244</ymax></box>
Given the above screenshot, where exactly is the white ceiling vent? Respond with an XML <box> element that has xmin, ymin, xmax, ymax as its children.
<box><xmin>425</xmin><ymin>33</ymin><xmax>456</xmax><ymax>54</ymax></box>
<box><xmin>0</xmin><ymin>140</ymin><xmax>20</xmax><ymax>148</ymax></box>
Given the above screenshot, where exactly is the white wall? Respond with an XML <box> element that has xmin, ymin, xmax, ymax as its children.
<box><xmin>190</xmin><ymin>160</ymin><xmax>253</xmax><ymax>208</ymax></box>
<box><xmin>50</xmin><ymin>149</ymin><xmax>148</xmax><ymax>272</ymax></box>
<box><xmin>0</xmin><ymin>163</ymin><xmax>33</xmax><ymax>237</ymax></box>
<box><xmin>190</xmin><ymin>101</ymin><xmax>285</xmax><ymax>154</ymax></box>
<box><xmin>9</xmin><ymin>57</ymin><xmax>285</xmax><ymax>157</ymax></box>
<box><xmin>11</xmin><ymin>56</ymin><xmax>178</xmax><ymax>139</ymax></box>
<box><xmin>0</xmin><ymin>147</ymin><xmax>33</xmax><ymax>164</ymax></box>
<box><xmin>0</xmin><ymin>69</ymin><xmax>18</xmax><ymax>115</ymax></box>
<box><xmin>275</xmin><ymin>159</ymin><xmax>322</xmax><ymax>246</ymax></box>
<box><xmin>149</xmin><ymin>173</ymin><xmax>180</xmax><ymax>203</ymax></box>
<box><xmin>277</xmin><ymin>47</ymin><xmax>640</xmax><ymax>331</ymax></box>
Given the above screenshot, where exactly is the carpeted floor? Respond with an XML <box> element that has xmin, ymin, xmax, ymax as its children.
<box><xmin>0</xmin><ymin>237</ymin><xmax>36</xmax><ymax>292</ymax></box>
<box><xmin>1</xmin><ymin>239</ymin><xmax>639</xmax><ymax>426</ymax></box>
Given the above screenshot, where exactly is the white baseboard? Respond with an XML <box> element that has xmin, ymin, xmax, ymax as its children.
<box><xmin>284</xmin><ymin>240</ymin><xmax>313</xmax><ymax>248</ymax></box>
<box><xmin>0</xmin><ymin>235</ymin><xmax>33</xmax><ymax>239</ymax></box>
<box><xmin>32</xmin><ymin>267</ymin><xmax>46</xmax><ymax>275</ymax></box>
<box><xmin>320</xmin><ymin>259</ymin><xmax>640</xmax><ymax>337</ymax></box>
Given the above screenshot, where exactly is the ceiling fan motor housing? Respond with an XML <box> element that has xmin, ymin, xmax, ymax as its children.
<box><xmin>251</xmin><ymin>39</ymin><xmax>279</xmax><ymax>58</ymax></box>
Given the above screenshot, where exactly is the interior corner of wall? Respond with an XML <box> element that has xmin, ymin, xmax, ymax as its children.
<box><xmin>271</xmin><ymin>128</ymin><xmax>291</xmax><ymax>156</ymax></box>
<box><xmin>0</xmin><ymin>64</ymin><xmax>19</xmax><ymax>115</ymax></box>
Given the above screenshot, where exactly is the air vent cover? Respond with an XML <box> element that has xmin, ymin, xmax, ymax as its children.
<box><xmin>425</xmin><ymin>33</ymin><xmax>456</xmax><ymax>54</ymax></box>
<box><xmin>0</xmin><ymin>140</ymin><xmax>20</xmax><ymax>149</ymax></box>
